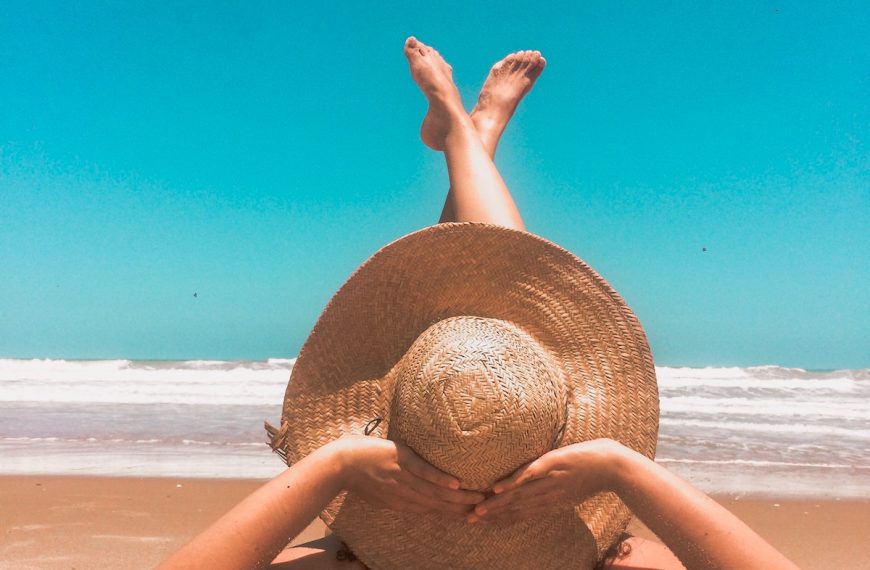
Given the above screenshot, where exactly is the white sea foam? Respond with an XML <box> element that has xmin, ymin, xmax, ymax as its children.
<box><xmin>0</xmin><ymin>357</ymin><xmax>295</xmax><ymax>405</ymax></box>
<box><xmin>1</xmin><ymin>359</ymin><xmax>867</xmax><ymax>497</ymax></box>
<box><xmin>659</xmin><ymin>396</ymin><xmax>870</xmax><ymax>421</ymax></box>
<box><xmin>655</xmin><ymin>457</ymin><xmax>869</xmax><ymax>470</ymax></box>
<box><xmin>0</xmin><ymin>359</ymin><xmax>862</xmax><ymax>405</ymax></box>
<box><xmin>0</xmin><ymin>437</ymin><xmax>264</xmax><ymax>446</ymax></box>
<box><xmin>656</xmin><ymin>366</ymin><xmax>863</xmax><ymax>391</ymax></box>
<box><xmin>659</xmin><ymin>417</ymin><xmax>870</xmax><ymax>439</ymax></box>
<box><xmin>0</xmin><ymin>357</ymin><xmax>295</xmax><ymax>378</ymax></box>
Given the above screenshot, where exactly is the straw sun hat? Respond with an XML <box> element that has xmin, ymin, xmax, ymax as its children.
<box><xmin>266</xmin><ymin>222</ymin><xmax>658</xmax><ymax>569</ymax></box>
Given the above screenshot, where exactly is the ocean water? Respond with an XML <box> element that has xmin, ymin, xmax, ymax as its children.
<box><xmin>0</xmin><ymin>359</ymin><xmax>867</xmax><ymax>498</ymax></box>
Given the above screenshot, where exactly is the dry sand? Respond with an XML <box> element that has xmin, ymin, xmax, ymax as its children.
<box><xmin>1</xmin><ymin>475</ymin><xmax>867</xmax><ymax>569</ymax></box>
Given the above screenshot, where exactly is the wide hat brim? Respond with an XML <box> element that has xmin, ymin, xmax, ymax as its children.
<box><xmin>267</xmin><ymin>223</ymin><xmax>659</xmax><ymax>569</ymax></box>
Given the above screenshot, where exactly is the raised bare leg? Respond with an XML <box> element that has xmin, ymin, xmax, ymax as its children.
<box><xmin>432</xmin><ymin>48</ymin><xmax>545</xmax><ymax>225</ymax></box>
<box><xmin>405</xmin><ymin>37</ymin><xmax>525</xmax><ymax>230</ymax></box>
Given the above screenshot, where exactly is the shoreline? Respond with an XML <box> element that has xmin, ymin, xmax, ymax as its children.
<box><xmin>1</xmin><ymin>475</ymin><xmax>868</xmax><ymax>569</ymax></box>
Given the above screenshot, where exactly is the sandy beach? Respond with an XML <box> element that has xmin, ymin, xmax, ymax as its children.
<box><xmin>1</xmin><ymin>475</ymin><xmax>867</xmax><ymax>569</ymax></box>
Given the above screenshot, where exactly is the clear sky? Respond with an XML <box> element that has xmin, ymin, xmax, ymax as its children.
<box><xmin>1</xmin><ymin>1</ymin><xmax>867</xmax><ymax>368</ymax></box>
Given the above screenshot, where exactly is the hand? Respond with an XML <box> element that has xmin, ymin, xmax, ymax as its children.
<box><xmin>332</xmin><ymin>435</ymin><xmax>485</xmax><ymax>515</ymax></box>
<box><xmin>469</xmin><ymin>438</ymin><xmax>628</xmax><ymax>523</ymax></box>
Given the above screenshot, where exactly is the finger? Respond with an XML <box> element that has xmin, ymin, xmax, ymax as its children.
<box><xmin>431</xmin><ymin>500</ymin><xmax>478</xmax><ymax>515</ymax></box>
<box><xmin>490</xmin><ymin>482</ymin><xmax>557</xmax><ymax>514</ymax></box>
<box><xmin>378</xmin><ymin>484</ymin><xmax>443</xmax><ymax>512</ymax></box>
<box><xmin>472</xmin><ymin>488</ymin><xmax>519</xmax><ymax>516</ymax></box>
<box><xmin>404</xmin><ymin>473</ymin><xmax>485</xmax><ymax>505</ymax></box>
<box><xmin>392</xmin><ymin>489</ymin><xmax>475</xmax><ymax>515</ymax></box>
<box><xmin>398</xmin><ymin>446</ymin><xmax>461</xmax><ymax>490</ymax></box>
<box><xmin>362</xmin><ymin>488</ymin><xmax>424</xmax><ymax>513</ymax></box>
<box><xmin>469</xmin><ymin>502</ymin><xmax>528</xmax><ymax>524</ymax></box>
<box><xmin>491</xmin><ymin>459</ymin><xmax>545</xmax><ymax>494</ymax></box>
<box><xmin>476</xmin><ymin>479</ymin><xmax>556</xmax><ymax>517</ymax></box>
<box><xmin>361</xmin><ymin>485</ymin><xmax>419</xmax><ymax>512</ymax></box>
<box><xmin>391</xmin><ymin>479</ymin><xmax>480</xmax><ymax>515</ymax></box>
<box><xmin>487</xmin><ymin>491</ymin><xmax>563</xmax><ymax>519</ymax></box>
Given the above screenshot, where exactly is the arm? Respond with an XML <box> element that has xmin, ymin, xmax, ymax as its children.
<box><xmin>158</xmin><ymin>436</ymin><xmax>483</xmax><ymax>570</ymax></box>
<box><xmin>156</xmin><ymin>441</ymin><xmax>344</xmax><ymax>570</ymax></box>
<box><xmin>608</xmin><ymin>444</ymin><xmax>798</xmax><ymax>570</ymax></box>
<box><xmin>472</xmin><ymin>439</ymin><xmax>798</xmax><ymax>570</ymax></box>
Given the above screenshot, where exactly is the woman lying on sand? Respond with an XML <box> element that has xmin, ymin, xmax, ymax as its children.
<box><xmin>159</xmin><ymin>38</ymin><xmax>797</xmax><ymax>570</ymax></box>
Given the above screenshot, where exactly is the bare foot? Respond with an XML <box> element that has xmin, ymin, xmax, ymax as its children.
<box><xmin>403</xmin><ymin>36</ymin><xmax>468</xmax><ymax>150</ymax></box>
<box><xmin>471</xmin><ymin>50</ymin><xmax>546</xmax><ymax>154</ymax></box>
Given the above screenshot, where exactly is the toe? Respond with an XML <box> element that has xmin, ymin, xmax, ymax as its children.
<box><xmin>405</xmin><ymin>37</ymin><xmax>423</xmax><ymax>60</ymax></box>
<box><xmin>493</xmin><ymin>53</ymin><xmax>510</xmax><ymax>68</ymax></box>
<box><xmin>408</xmin><ymin>37</ymin><xmax>432</xmax><ymax>54</ymax></box>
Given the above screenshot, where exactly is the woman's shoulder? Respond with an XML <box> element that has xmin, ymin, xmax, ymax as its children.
<box><xmin>604</xmin><ymin>537</ymin><xmax>685</xmax><ymax>570</ymax></box>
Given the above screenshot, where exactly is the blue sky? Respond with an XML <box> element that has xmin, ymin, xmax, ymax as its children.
<box><xmin>1</xmin><ymin>1</ymin><xmax>867</xmax><ymax>367</ymax></box>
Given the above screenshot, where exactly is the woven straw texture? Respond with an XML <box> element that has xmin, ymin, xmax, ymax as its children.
<box><xmin>266</xmin><ymin>223</ymin><xmax>658</xmax><ymax>569</ymax></box>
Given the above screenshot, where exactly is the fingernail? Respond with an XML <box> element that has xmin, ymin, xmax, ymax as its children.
<box><xmin>476</xmin><ymin>506</ymin><xmax>487</xmax><ymax>515</ymax></box>
<box><xmin>492</xmin><ymin>485</ymin><xmax>502</xmax><ymax>494</ymax></box>
<box><xmin>449</xmin><ymin>480</ymin><xmax>459</xmax><ymax>490</ymax></box>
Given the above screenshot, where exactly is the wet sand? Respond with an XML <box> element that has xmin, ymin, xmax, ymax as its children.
<box><xmin>1</xmin><ymin>475</ymin><xmax>866</xmax><ymax>569</ymax></box>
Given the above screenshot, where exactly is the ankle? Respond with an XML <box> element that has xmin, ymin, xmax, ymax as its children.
<box><xmin>470</xmin><ymin>115</ymin><xmax>501</xmax><ymax>157</ymax></box>
<box><xmin>440</xmin><ymin>100</ymin><xmax>474</xmax><ymax>129</ymax></box>
<box><xmin>441</xmin><ymin>119</ymin><xmax>481</xmax><ymax>148</ymax></box>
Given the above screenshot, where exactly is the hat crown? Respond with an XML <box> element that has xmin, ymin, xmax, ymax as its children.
<box><xmin>389</xmin><ymin>316</ymin><xmax>568</xmax><ymax>491</ymax></box>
